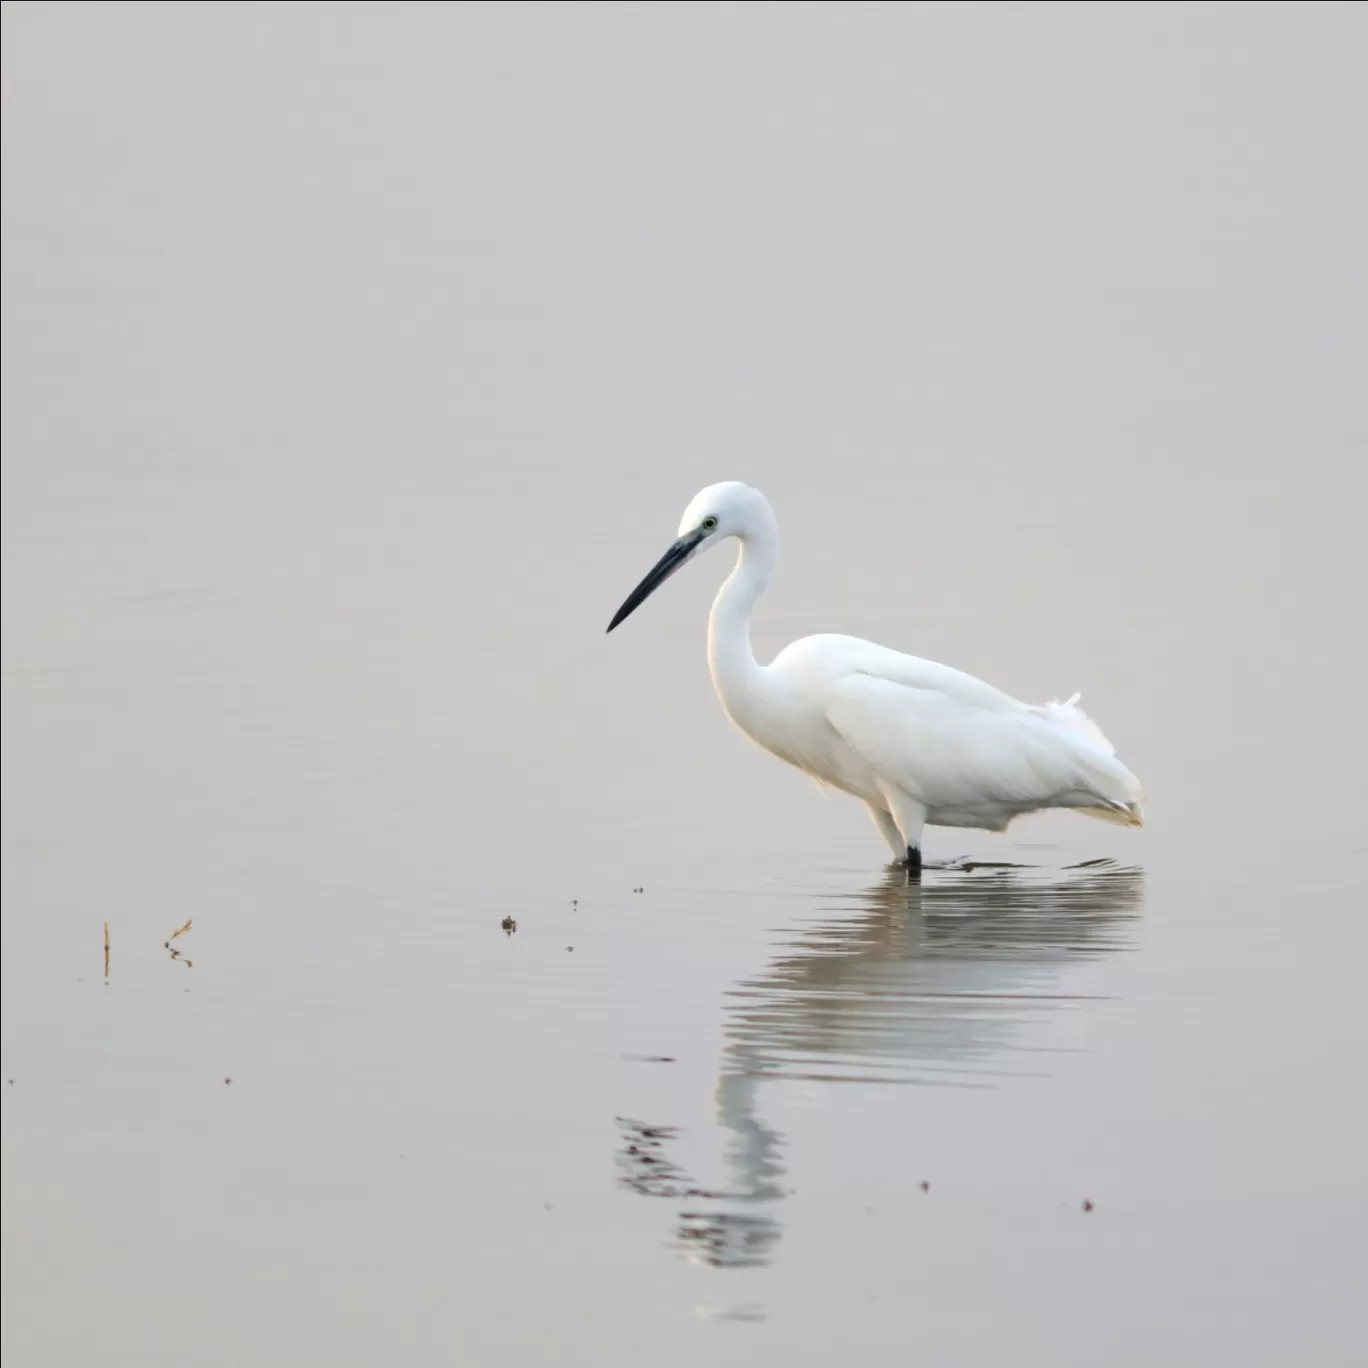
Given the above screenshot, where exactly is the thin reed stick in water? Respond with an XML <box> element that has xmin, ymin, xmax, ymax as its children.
<box><xmin>104</xmin><ymin>920</ymin><xmax>109</xmax><ymax>979</ymax></box>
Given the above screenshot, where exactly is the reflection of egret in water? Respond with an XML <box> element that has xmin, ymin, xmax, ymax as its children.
<box><xmin>687</xmin><ymin>861</ymin><xmax>1146</xmax><ymax>1268</ymax></box>
<box><xmin>727</xmin><ymin>859</ymin><xmax>1145</xmax><ymax>1088</ymax></box>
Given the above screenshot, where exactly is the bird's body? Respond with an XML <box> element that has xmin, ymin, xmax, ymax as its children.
<box><xmin>608</xmin><ymin>483</ymin><xmax>1144</xmax><ymax>868</ymax></box>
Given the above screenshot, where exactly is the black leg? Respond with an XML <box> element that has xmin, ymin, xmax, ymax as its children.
<box><xmin>904</xmin><ymin>845</ymin><xmax>922</xmax><ymax>880</ymax></box>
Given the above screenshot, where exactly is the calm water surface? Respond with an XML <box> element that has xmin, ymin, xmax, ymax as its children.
<box><xmin>4</xmin><ymin>5</ymin><xmax>1366</xmax><ymax>1365</ymax></box>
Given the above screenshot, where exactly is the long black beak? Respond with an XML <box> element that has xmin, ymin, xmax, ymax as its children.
<box><xmin>606</xmin><ymin>530</ymin><xmax>704</xmax><ymax>632</ymax></box>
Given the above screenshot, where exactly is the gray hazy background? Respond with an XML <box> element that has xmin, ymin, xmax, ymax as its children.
<box><xmin>3</xmin><ymin>3</ymin><xmax>1367</xmax><ymax>1365</ymax></box>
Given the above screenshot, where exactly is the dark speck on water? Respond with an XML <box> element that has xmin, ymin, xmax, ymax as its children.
<box><xmin>500</xmin><ymin>915</ymin><xmax>516</xmax><ymax>935</ymax></box>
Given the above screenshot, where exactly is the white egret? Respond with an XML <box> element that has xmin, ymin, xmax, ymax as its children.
<box><xmin>607</xmin><ymin>483</ymin><xmax>1144</xmax><ymax>871</ymax></box>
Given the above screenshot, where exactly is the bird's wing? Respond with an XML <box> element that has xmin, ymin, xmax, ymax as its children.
<box><xmin>826</xmin><ymin>671</ymin><xmax>1137</xmax><ymax>812</ymax></box>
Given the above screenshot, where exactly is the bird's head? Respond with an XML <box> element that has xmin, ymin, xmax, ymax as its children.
<box><xmin>606</xmin><ymin>482</ymin><xmax>771</xmax><ymax>633</ymax></box>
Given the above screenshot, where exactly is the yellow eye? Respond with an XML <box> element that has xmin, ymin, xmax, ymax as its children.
<box><xmin>701</xmin><ymin>516</ymin><xmax>718</xmax><ymax>532</ymax></box>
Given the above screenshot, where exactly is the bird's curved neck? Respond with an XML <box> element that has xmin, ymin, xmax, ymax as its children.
<box><xmin>708</xmin><ymin>530</ymin><xmax>775</xmax><ymax>718</ymax></box>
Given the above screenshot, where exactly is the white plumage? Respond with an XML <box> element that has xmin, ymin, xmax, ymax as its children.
<box><xmin>607</xmin><ymin>482</ymin><xmax>1144</xmax><ymax>867</ymax></box>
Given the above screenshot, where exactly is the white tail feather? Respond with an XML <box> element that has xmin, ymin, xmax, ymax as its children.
<box><xmin>1031</xmin><ymin>692</ymin><xmax>1116</xmax><ymax>755</ymax></box>
<box><xmin>1033</xmin><ymin>692</ymin><xmax>1145</xmax><ymax>825</ymax></box>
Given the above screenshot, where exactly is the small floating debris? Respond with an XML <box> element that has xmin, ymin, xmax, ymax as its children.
<box><xmin>1082</xmin><ymin>1199</ymin><xmax>1094</xmax><ymax>1213</ymax></box>
<box><xmin>158</xmin><ymin>918</ymin><xmax>194</xmax><ymax>967</ymax></box>
<box><xmin>919</xmin><ymin>1181</ymin><xmax>930</xmax><ymax>1193</ymax></box>
<box><xmin>500</xmin><ymin>915</ymin><xmax>517</xmax><ymax>935</ymax></box>
<box><xmin>632</xmin><ymin>886</ymin><xmax>644</xmax><ymax>894</ymax></box>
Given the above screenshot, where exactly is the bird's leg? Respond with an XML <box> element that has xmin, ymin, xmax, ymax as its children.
<box><xmin>866</xmin><ymin>803</ymin><xmax>907</xmax><ymax>862</ymax></box>
<box><xmin>878</xmin><ymin>785</ymin><xmax>927</xmax><ymax>877</ymax></box>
